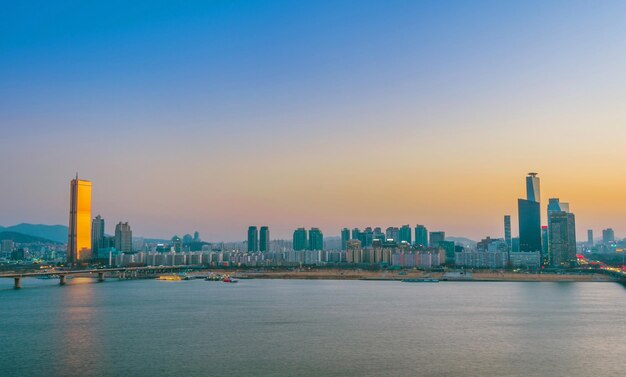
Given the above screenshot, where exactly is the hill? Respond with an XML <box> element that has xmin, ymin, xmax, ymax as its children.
<box><xmin>446</xmin><ymin>237</ymin><xmax>477</xmax><ymax>248</ymax></box>
<box><xmin>0</xmin><ymin>224</ymin><xmax>68</xmax><ymax>243</ymax></box>
<box><xmin>0</xmin><ymin>231</ymin><xmax>60</xmax><ymax>244</ymax></box>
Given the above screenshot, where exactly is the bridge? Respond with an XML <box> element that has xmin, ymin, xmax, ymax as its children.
<box><xmin>0</xmin><ymin>266</ymin><xmax>198</xmax><ymax>289</ymax></box>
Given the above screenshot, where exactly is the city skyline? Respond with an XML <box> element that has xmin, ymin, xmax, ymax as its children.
<box><xmin>3</xmin><ymin>1</ymin><xmax>626</xmax><ymax>241</ymax></box>
<box><xmin>0</xmin><ymin>172</ymin><xmax>623</xmax><ymax>242</ymax></box>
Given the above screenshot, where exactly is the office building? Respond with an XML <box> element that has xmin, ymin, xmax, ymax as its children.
<box><xmin>526</xmin><ymin>172</ymin><xmax>540</xmax><ymax>203</ymax></box>
<box><xmin>247</xmin><ymin>226</ymin><xmax>259</xmax><ymax>252</ymax></box>
<box><xmin>293</xmin><ymin>228</ymin><xmax>307</xmax><ymax>251</ymax></box>
<box><xmin>518</xmin><ymin>200</ymin><xmax>541</xmax><ymax>252</ymax></box>
<box><xmin>429</xmin><ymin>231</ymin><xmax>445</xmax><ymax>247</ymax></box>
<box><xmin>341</xmin><ymin>228</ymin><xmax>350</xmax><ymax>251</ymax></box>
<box><xmin>504</xmin><ymin>215</ymin><xmax>511</xmax><ymax>249</ymax></box>
<box><xmin>115</xmin><ymin>222</ymin><xmax>132</xmax><ymax>253</ymax></box>
<box><xmin>518</xmin><ymin>173</ymin><xmax>541</xmax><ymax>253</ymax></box>
<box><xmin>259</xmin><ymin>226</ymin><xmax>269</xmax><ymax>252</ymax></box>
<box><xmin>386</xmin><ymin>227</ymin><xmax>400</xmax><ymax>242</ymax></box>
<box><xmin>91</xmin><ymin>215</ymin><xmax>105</xmax><ymax>253</ymax></box>
<box><xmin>308</xmin><ymin>228</ymin><xmax>324</xmax><ymax>251</ymax></box>
<box><xmin>415</xmin><ymin>225</ymin><xmax>428</xmax><ymax>247</ymax></box>
<box><xmin>602</xmin><ymin>228</ymin><xmax>615</xmax><ymax>244</ymax></box>
<box><xmin>548</xmin><ymin>209</ymin><xmax>577</xmax><ymax>267</ymax></box>
<box><xmin>399</xmin><ymin>225</ymin><xmax>412</xmax><ymax>244</ymax></box>
<box><xmin>67</xmin><ymin>175</ymin><xmax>92</xmax><ymax>264</ymax></box>
<box><xmin>541</xmin><ymin>226</ymin><xmax>549</xmax><ymax>265</ymax></box>
<box><xmin>587</xmin><ymin>229</ymin><xmax>593</xmax><ymax>247</ymax></box>
<box><xmin>171</xmin><ymin>236</ymin><xmax>182</xmax><ymax>253</ymax></box>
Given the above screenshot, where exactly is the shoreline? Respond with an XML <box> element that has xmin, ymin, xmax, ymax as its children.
<box><xmin>198</xmin><ymin>270</ymin><xmax>617</xmax><ymax>283</ymax></box>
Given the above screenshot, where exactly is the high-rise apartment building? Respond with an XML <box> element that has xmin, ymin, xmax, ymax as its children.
<box><xmin>259</xmin><ymin>226</ymin><xmax>269</xmax><ymax>252</ymax></box>
<box><xmin>548</xmin><ymin>209</ymin><xmax>576</xmax><ymax>267</ymax></box>
<box><xmin>115</xmin><ymin>222</ymin><xmax>132</xmax><ymax>253</ymax></box>
<box><xmin>293</xmin><ymin>228</ymin><xmax>307</xmax><ymax>251</ymax></box>
<box><xmin>518</xmin><ymin>173</ymin><xmax>541</xmax><ymax>253</ymax></box>
<box><xmin>91</xmin><ymin>215</ymin><xmax>105</xmax><ymax>254</ymax></box>
<box><xmin>67</xmin><ymin>176</ymin><xmax>92</xmax><ymax>264</ymax></box>
<box><xmin>308</xmin><ymin>228</ymin><xmax>324</xmax><ymax>251</ymax></box>
<box><xmin>415</xmin><ymin>225</ymin><xmax>428</xmax><ymax>247</ymax></box>
<box><xmin>247</xmin><ymin>226</ymin><xmax>259</xmax><ymax>252</ymax></box>
<box><xmin>504</xmin><ymin>215</ymin><xmax>511</xmax><ymax>249</ymax></box>
<box><xmin>341</xmin><ymin>228</ymin><xmax>350</xmax><ymax>251</ymax></box>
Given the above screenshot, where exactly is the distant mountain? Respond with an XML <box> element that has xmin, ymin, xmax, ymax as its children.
<box><xmin>0</xmin><ymin>224</ymin><xmax>68</xmax><ymax>243</ymax></box>
<box><xmin>0</xmin><ymin>231</ymin><xmax>61</xmax><ymax>244</ymax></box>
<box><xmin>447</xmin><ymin>237</ymin><xmax>477</xmax><ymax>247</ymax></box>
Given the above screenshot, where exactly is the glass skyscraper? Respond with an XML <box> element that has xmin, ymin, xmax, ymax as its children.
<box><xmin>414</xmin><ymin>225</ymin><xmax>428</xmax><ymax>247</ymax></box>
<box><xmin>259</xmin><ymin>226</ymin><xmax>269</xmax><ymax>252</ymax></box>
<box><xmin>308</xmin><ymin>228</ymin><xmax>324</xmax><ymax>251</ymax></box>
<box><xmin>293</xmin><ymin>228</ymin><xmax>307</xmax><ymax>251</ymax></box>
<box><xmin>67</xmin><ymin>176</ymin><xmax>92</xmax><ymax>264</ymax></box>
<box><xmin>518</xmin><ymin>173</ymin><xmax>541</xmax><ymax>253</ymax></box>
<box><xmin>247</xmin><ymin>226</ymin><xmax>259</xmax><ymax>252</ymax></box>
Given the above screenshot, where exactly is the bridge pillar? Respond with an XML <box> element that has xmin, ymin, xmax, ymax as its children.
<box><xmin>98</xmin><ymin>272</ymin><xmax>105</xmax><ymax>282</ymax></box>
<box><xmin>59</xmin><ymin>275</ymin><xmax>67</xmax><ymax>286</ymax></box>
<box><xmin>14</xmin><ymin>276</ymin><xmax>21</xmax><ymax>289</ymax></box>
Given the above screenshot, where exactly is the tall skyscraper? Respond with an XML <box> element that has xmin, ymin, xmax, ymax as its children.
<box><xmin>429</xmin><ymin>231</ymin><xmax>445</xmax><ymax>247</ymax></box>
<box><xmin>259</xmin><ymin>226</ymin><xmax>269</xmax><ymax>252</ymax></box>
<box><xmin>91</xmin><ymin>215</ymin><xmax>105</xmax><ymax>254</ymax></box>
<box><xmin>602</xmin><ymin>228</ymin><xmax>615</xmax><ymax>244</ymax></box>
<box><xmin>518</xmin><ymin>173</ymin><xmax>541</xmax><ymax>253</ymax></box>
<box><xmin>115</xmin><ymin>222</ymin><xmax>132</xmax><ymax>253</ymax></box>
<box><xmin>415</xmin><ymin>225</ymin><xmax>428</xmax><ymax>247</ymax></box>
<box><xmin>399</xmin><ymin>225</ymin><xmax>412</xmax><ymax>244</ymax></box>
<box><xmin>67</xmin><ymin>176</ymin><xmax>92</xmax><ymax>264</ymax></box>
<box><xmin>247</xmin><ymin>226</ymin><xmax>259</xmax><ymax>252</ymax></box>
<box><xmin>526</xmin><ymin>172</ymin><xmax>540</xmax><ymax>203</ymax></box>
<box><xmin>293</xmin><ymin>228</ymin><xmax>307</xmax><ymax>251</ymax></box>
<box><xmin>504</xmin><ymin>215</ymin><xmax>511</xmax><ymax>249</ymax></box>
<box><xmin>341</xmin><ymin>228</ymin><xmax>350</xmax><ymax>251</ymax></box>
<box><xmin>587</xmin><ymin>229</ymin><xmax>593</xmax><ymax>246</ymax></box>
<box><xmin>548</xmin><ymin>209</ymin><xmax>576</xmax><ymax>267</ymax></box>
<box><xmin>308</xmin><ymin>228</ymin><xmax>324</xmax><ymax>251</ymax></box>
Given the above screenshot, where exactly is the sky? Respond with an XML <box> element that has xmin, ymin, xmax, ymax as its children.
<box><xmin>2</xmin><ymin>0</ymin><xmax>626</xmax><ymax>241</ymax></box>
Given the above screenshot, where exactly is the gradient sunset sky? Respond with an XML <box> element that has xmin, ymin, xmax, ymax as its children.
<box><xmin>2</xmin><ymin>1</ymin><xmax>626</xmax><ymax>241</ymax></box>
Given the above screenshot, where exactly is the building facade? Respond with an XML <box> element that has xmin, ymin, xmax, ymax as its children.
<box><xmin>67</xmin><ymin>176</ymin><xmax>92</xmax><ymax>264</ymax></box>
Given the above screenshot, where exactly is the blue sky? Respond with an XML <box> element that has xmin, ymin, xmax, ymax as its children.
<box><xmin>2</xmin><ymin>1</ymin><xmax>626</xmax><ymax>240</ymax></box>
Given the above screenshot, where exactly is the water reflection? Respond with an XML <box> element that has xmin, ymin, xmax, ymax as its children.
<box><xmin>53</xmin><ymin>278</ymin><xmax>103</xmax><ymax>376</ymax></box>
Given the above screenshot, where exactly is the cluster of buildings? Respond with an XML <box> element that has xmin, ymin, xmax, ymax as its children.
<box><xmin>3</xmin><ymin>173</ymin><xmax>620</xmax><ymax>270</ymax></box>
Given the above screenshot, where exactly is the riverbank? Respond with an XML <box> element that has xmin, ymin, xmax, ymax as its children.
<box><xmin>198</xmin><ymin>269</ymin><xmax>615</xmax><ymax>282</ymax></box>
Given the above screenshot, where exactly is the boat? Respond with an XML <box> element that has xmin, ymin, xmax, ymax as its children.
<box><xmin>156</xmin><ymin>275</ymin><xmax>182</xmax><ymax>281</ymax></box>
<box><xmin>222</xmin><ymin>276</ymin><xmax>238</xmax><ymax>283</ymax></box>
<box><xmin>205</xmin><ymin>274</ymin><xmax>223</xmax><ymax>281</ymax></box>
<box><xmin>401</xmin><ymin>278</ymin><xmax>439</xmax><ymax>283</ymax></box>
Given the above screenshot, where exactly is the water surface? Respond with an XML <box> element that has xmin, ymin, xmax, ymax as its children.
<box><xmin>1</xmin><ymin>278</ymin><xmax>624</xmax><ymax>377</ymax></box>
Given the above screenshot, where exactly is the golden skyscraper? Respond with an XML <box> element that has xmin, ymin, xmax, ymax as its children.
<box><xmin>67</xmin><ymin>175</ymin><xmax>92</xmax><ymax>264</ymax></box>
